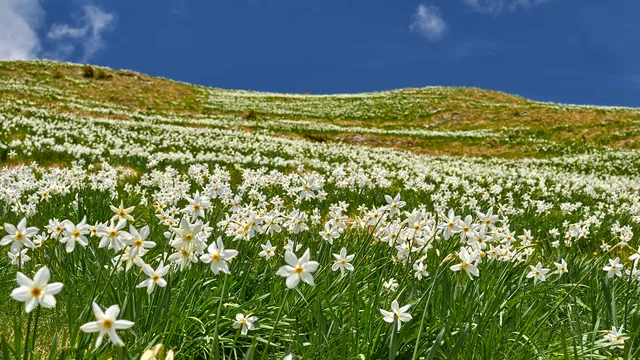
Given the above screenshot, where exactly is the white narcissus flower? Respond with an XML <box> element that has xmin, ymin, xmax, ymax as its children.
<box><xmin>413</xmin><ymin>261</ymin><xmax>428</xmax><ymax>280</ymax></box>
<box><xmin>384</xmin><ymin>193</ymin><xmax>406</xmax><ymax>218</ymax></box>
<box><xmin>383</xmin><ymin>278</ymin><xmax>398</xmax><ymax>292</ymax></box>
<box><xmin>526</xmin><ymin>262</ymin><xmax>550</xmax><ymax>285</ymax></box>
<box><xmin>450</xmin><ymin>247</ymin><xmax>479</xmax><ymax>279</ymax></box>
<box><xmin>276</xmin><ymin>248</ymin><xmax>319</xmax><ymax>288</ymax></box>
<box><xmin>553</xmin><ymin>259</ymin><xmax>568</xmax><ymax>276</ymax></box>
<box><xmin>380</xmin><ymin>300</ymin><xmax>412</xmax><ymax>331</ymax></box>
<box><xmin>259</xmin><ymin>240</ymin><xmax>276</xmax><ymax>260</ymax></box>
<box><xmin>11</xmin><ymin>266</ymin><xmax>63</xmax><ymax>313</ymax></box>
<box><xmin>438</xmin><ymin>208</ymin><xmax>462</xmax><ymax>240</ymax></box>
<box><xmin>60</xmin><ymin>216</ymin><xmax>90</xmax><ymax>253</ymax></box>
<box><xmin>96</xmin><ymin>219</ymin><xmax>127</xmax><ymax>252</ymax></box>
<box><xmin>8</xmin><ymin>248</ymin><xmax>30</xmax><ymax>266</ymax></box>
<box><xmin>110</xmin><ymin>201</ymin><xmax>136</xmax><ymax>222</ymax></box>
<box><xmin>171</xmin><ymin>218</ymin><xmax>202</xmax><ymax>250</ymax></box>
<box><xmin>331</xmin><ymin>247</ymin><xmax>354</xmax><ymax>275</ymax></box>
<box><xmin>80</xmin><ymin>302</ymin><xmax>134</xmax><ymax>347</ymax></box>
<box><xmin>122</xmin><ymin>225</ymin><xmax>156</xmax><ymax>258</ymax></box>
<box><xmin>604</xmin><ymin>326</ymin><xmax>628</xmax><ymax>348</ymax></box>
<box><xmin>2</xmin><ymin>218</ymin><xmax>38</xmax><ymax>253</ymax></box>
<box><xmin>603</xmin><ymin>258</ymin><xmax>623</xmax><ymax>278</ymax></box>
<box><xmin>233</xmin><ymin>313</ymin><xmax>257</xmax><ymax>335</ymax></box>
<box><xmin>181</xmin><ymin>191</ymin><xmax>211</xmax><ymax>221</ymax></box>
<box><xmin>136</xmin><ymin>260</ymin><xmax>170</xmax><ymax>294</ymax></box>
<box><xmin>199</xmin><ymin>237</ymin><xmax>238</xmax><ymax>275</ymax></box>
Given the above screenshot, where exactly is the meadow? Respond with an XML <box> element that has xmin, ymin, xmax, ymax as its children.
<box><xmin>1</xmin><ymin>61</ymin><xmax>640</xmax><ymax>359</ymax></box>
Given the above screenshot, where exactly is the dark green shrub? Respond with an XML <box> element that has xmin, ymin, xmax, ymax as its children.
<box><xmin>51</xmin><ymin>69</ymin><xmax>64</xmax><ymax>79</ymax></box>
<box><xmin>82</xmin><ymin>65</ymin><xmax>94</xmax><ymax>78</ymax></box>
<box><xmin>96</xmin><ymin>70</ymin><xmax>112</xmax><ymax>80</ymax></box>
<box><xmin>242</xmin><ymin>110</ymin><xmax>257</xmax><ymax>120</ymax></box>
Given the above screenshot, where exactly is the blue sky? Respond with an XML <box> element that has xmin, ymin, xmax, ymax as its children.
<box><xmin>1</xmin><ymin>0</ymin><xmax>638</xmax><ymax>106</ymax></box>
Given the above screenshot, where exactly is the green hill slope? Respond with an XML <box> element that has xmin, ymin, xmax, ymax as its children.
<box><xmin>2</xmin><ymin>60</ymin><xmax>640</xmax><ymax>159</ymax></box>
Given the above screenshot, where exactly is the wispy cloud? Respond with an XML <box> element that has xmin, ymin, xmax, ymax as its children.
<box><xmin>463</xmin><ymin>0</ymin><xmax>551</xmax><ymax>14</ymax></box>
<box><xmin>0</xmin><ymin>0</ymin><xmax>116</xmax><ymax>62</ymax></box>
<box><xmin>410</xmin><ymin>4</ymin><xmax>447</xmax><ymax>41</ymax></box>
<box><xmin>47</xmin><ymin>6</ymin><xmax>116</xmax><ymax>62</ymax></box>
<box><xmin>0</xmin><ymin>0</ymin><xmax>45</xmax><ymax>60</ymax></box>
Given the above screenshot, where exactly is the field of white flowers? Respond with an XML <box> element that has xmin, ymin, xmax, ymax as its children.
<box><xmin>2</xmin><ymin>61</ymin><xmax>640</xmax><ymax>359</ymax></box>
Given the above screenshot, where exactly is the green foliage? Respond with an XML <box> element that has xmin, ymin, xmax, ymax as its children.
<box><xmin>96</xmin><ymin>70</ymin><xmax>112</xmax><ymax>80</ymax></box>
<box><xmin>82</xmin><ymin>65</ymin><xmax>94</xmax><ymax>78</ymax></box>
<box><xmin>51</xmin><ymin>69</ymin><xmax>64</xmax><ymax>79</ymax></box>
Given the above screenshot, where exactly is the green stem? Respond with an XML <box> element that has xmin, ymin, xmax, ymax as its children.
<box><xmin>29</xmin><ymin>306</ymin><xmax>41</xmax><ymax>359</ymax></box>
<box><xmin>213</xmin><ymin>275</ymin><xmax>228</xmax><ymax>360</ymax></box>
<box><xmin>22</xmin><ymin>310</ymin><xmax>33</xmax><ymax>360</ymax></box>
<box><xmin>389</xmin><ymin>319</ymin><xmax>399</xmax><ymax>360</ymax></box>
<box><xmin>263</xmin><ymin>290</ymin><xmax>288</xmax><ymax>358</ymax></box>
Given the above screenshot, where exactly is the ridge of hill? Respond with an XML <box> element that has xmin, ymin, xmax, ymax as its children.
<box><xmin>2</xmin><ymin>60</ymin><xmax>640</xmax><ymax>158</ymax></box>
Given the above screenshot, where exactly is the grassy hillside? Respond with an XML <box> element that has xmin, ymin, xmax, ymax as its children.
<box><xmin>2</xmin><ymin>60</ymin><xmax>640</xmax><ymax>159</ymax></box>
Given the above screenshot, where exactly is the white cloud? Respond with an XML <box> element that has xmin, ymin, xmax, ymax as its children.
<box><xmin>47</xmin><ymin>6</ymin><xmax>116</xmax><ymax>62</ymax></box>
<box><xmin>463</xmin><ymin>0</ymin><xmax>551</xmax><ymax>13</ymax></box>
<box><xmin>410</xmin><ymin>4</ymin><xmax>447</xmax><ymax>41</ymax></box>
<box><xmin>0</xmin><ymin>0</ymin><xmax>116</xmax><ymax>62</ymax></box>
<box><xmin>48</xmin><ymin>24</ymin><xmax>88</xmax><ymax>40</ymax></box>
<box><xmin>0</xmin><ymin>0</ymin><xmax>45</xmax><ymax>60</ymax></box>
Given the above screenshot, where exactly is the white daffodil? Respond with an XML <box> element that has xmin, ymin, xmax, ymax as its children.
<box><xmin>604</xmin><ymin>326</ymin><xmax>628</xmax><ymax>348</ymax></box>
<box><xmin>60</xmin><ymin>216</ymin><xmax>90</xmax><ymax>253</ymax></box>
<box><xmin>259</xmin><ymin>240</ymin><xmax>276</xmax><ymax>260</ymax></box>
<box><xmin>603</xmin><ymin>258</ymin><xmax>623</xmax><ymax>278</ymax></box>
<box><xmin>80</xmin><ymin>302</ymin><xmax>134</xmax><ymax>347</ymax></box>
<box><xmin>8</xmin><ymin>248</ymin><xmax>30</xmax><ymax>266</ymax></box>
<box><xmin>413</xmin><ymin>261</ymin><xmax>428</xmax><ymax>280</ymax></box>
<box><xmin>110</xmin><ymin>201</ymin><xmax>136</xmax><ymax>222</ymax></box>
<box><xmin>11</xmin><ymin>266</ymin><xmax>63</xmax><ymax>313</ymax></box>
<box><xmin>171</xmin><ymin>218</ymin><xmax>203</xmax><ymax>250</ymax></box>
<box><xmin>96</xmin><ymin>219</ymin><xmax>127</xmax><ymax>252</ymax></box>
<box><xmin>384</xmin><ymin>193</ymin><xmax>406</xmax><ymax>218</ymax></box>
<box><xmin>380</xmin><ymin>300</ymin><xmax>412</xmax><ymax>331</ymax></box>
<box><xmin>1</xmin><ymin>218</ymin><xmax>38</xmax><ymax>253</ymax></box>
<box><xmin>450</xmin><ymin>247</ymin><xmax>480</xmax><ymax>279</ymax></box>
<box><xmin>199</xmin><ymin>237</ymin><xmax>238</xmax><ymax>275</ymax></box>
<box><xmin>233</xmin><ymin>313</ymin><xmax>258</xmax><ymax>335</ymax></box>
<box><xmin>526</xmin><ymin>262</ymin><xmax>550</xmax><ymax>285</ymax></box>
<box><xmin>276</xmin><ymin>248</ymin><xmax>319</xmax><ymax>288</ymax></box>
<box><xmin>553</xmin><ymin>259</ymin><xmax>568</xmax><ymax>276</ymax></box>
<box><xmin>136</xmin><ymin>260</ymin><xmax>170</xmax><ymax>294</ymax></box>
<box><xmin>331</xmin><ymin>247</ymin><xmax>354</xmax><ymax>275</ymax></box>
<box><xmin>122</xmin><ymin>225</ymin><xmax>156</xmax><ymax>258</ymax></box>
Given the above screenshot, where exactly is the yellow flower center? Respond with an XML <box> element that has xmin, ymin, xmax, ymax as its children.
<box><xmin>31</xmin><ymin>287</ymin><xmax>42</xmax><ymax>297</ymax></box>
<box><xmin>185</xmin><ymin>233</ymin><xmax>193</xmax><ymax>241</ymax></box>
<box><xmin>134</xmin><ymin>239</ymin><xmax>143</xmax><ymax>247</ymax></box>
<box><xmin>294</xmin><ymin>265</ymin><xmax>304</xmax><ymax>274</ymax></box>
<box><xmin>102</xmin><ymin>319</ymin><xmax>113</xmax><ymax>329</ymax></box>
<box><xmin>211</xmin><ymin>253</ymin><xmax>220</xmax><ymax>261</ymax></box>
<box><xmin>152</xmin><ymin>275</ymin><xmax>160</xmax><ymax>281</ymax></box>
<box><xmin>16</xmin><ymin>232</ymin><xmax>24</xmax><ymax>240</ymax></box>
